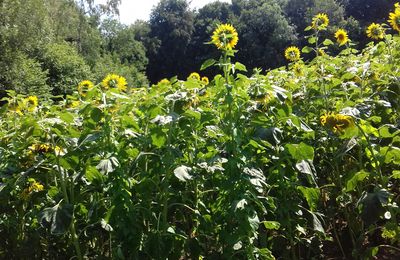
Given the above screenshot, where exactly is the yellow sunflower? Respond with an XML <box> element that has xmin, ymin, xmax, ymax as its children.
<box><xmin>284</xmin><ymin>46</ymin><xmax>301</xmax><ymax>62</ymax></box>
<box><xmin>188</xmin><ymin>72</ymin><xmax>201</xmax><ymax>81</ymax></box>
<box><xmin>335</xmin><ymin>29</ymin><xmax>349</xmax><ymax>46</ymax></box>
<box><xmin>292</xmin><ymin>62</ymin><xmax>303</xmax><ymax>77</ymax></box>
<box><xmin>366</xmin><ymin>23</ymin><xmax>385</xmax><ymax>40</ymax></box>
<box><xmin>389</xmin><ymin>9</ymin><xmax>400</xmax><ymax>32</ymax></box>
<box><xmin>320</xmin><ymin>112</ymin><xmax>355</xmax><ymax>134</ymax></box>
<box><xmin>8</xmin><ymin>102</ymin><xmax>23</xmax><ymax>115</ymax></box>
<box><xmin>201</xmin><ymin>76</ymin><xmax>209</xmax><ymax>85</ymax></box>
<box><xmin>102</xmin><ymin>74</ymin><xmax>127</xmax><ymax>91</ymax></box>
<box><xmin>23</xmin><ymin>96</ymin><xmax>38</xmax><ymax>112</ymax></box>
<box><xmin>29</xmin><ymin>143</ymin><xmax>52</xmax><ymax>154</ymax></box>
<box><xmin>311</xmin><ymin>13</ymin><xmax>329</xmax><ymax>30</ymax></box>
<box><xmin>158</xmin><ymin>78</ymin><xmax>170</xmax><ymax>85</ymax></box>
<box><xmin>78</xmin><ymin>80</ymin><xmax>94</xmax><ymax>96</ymax></box>
<box><xmin>211</xmin><ymin>23</ymin><xmax>239</xmax><ymax>50</ymax></box>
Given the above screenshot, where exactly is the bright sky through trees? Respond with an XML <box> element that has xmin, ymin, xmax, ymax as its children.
<box><xmin>95</xmin><ymin>0</ymin><xmax>231</xmax><ymax>24</ymax></box>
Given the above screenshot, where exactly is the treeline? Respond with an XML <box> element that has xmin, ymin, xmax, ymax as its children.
<box><xmin>0</xmin><ymin>0</ymin><xmax>396</xmax><ymax>96</ymax></box>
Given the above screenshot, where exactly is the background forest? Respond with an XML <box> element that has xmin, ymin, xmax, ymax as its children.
<box><xmin>0</xmin><ymin>0</ymin><xmax>397</xmax><ymax>97</ymax></box>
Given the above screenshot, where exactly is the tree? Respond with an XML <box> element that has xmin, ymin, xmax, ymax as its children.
<box><xmin>147</xmin><ymin>0</ymin><xmax>195</xmax><ymax>82</ymax></box>
<box><xmin>235</xmin><ymin>0</ymin><xmax>298</xmax><ymax>69</ymax></box>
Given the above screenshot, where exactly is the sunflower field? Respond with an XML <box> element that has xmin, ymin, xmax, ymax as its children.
<box><xmin>1</xmin><ymin>4</ymin><xmax>400</xmax><ymax>260</ymax></box>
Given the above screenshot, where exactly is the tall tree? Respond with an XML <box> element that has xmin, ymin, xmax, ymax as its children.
<box><xmin>235</xmin><ymin>0</ymin><xmax>298</xmax><ymax>69</ymax></box>
<box><xmin>147</xmin><ymin>0</ymin><xmax>195</xmax><ymax>82</ymax></box>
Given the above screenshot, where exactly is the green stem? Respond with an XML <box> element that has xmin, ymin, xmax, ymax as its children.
<box><xmin>53</xmin><ymin>137</ymin><xmax>82</xmax><ymax>260</ymax></box>
<box><xmin>355</xmin><ymin>123</ymin><xmax>383</xmax><ymax>183</ymax></box>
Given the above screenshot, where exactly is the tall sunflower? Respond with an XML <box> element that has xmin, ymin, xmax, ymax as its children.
<box><xmin>284</xmin><ymin>46</ymin><xmax>301</xmax><ymax>62</ymax></box>
<box><xmin>78</xmin><ymin>80</ymin><xmax>94</xmax><ymax>96</ymax></box>
<box><xmin>311</xmin><ymin>13</ymin><xmax>329</xmax><ymax>30</ymax></box>
<box><xmin>102</xmin><ymin>74</ymin><xmax>127</xmax><ymax>92</ymax></box>
<box><xmin>389</xmin><ymin>9</ymin><xmax>400</xmax><ymax>32</ymax></box>
<box><xmin>366</xmin><ymin>23</ymin><xmax>385</xmax><ymax>40</ymax></box>
<box><xmin>211</xmin><ymin>24</ymin><xmax>239</xmax><ymax>50</ymax></box>
<box><xmin>24</xmin><ymin>96</ymin><xmax>38</xmax><ymax>112</ymax></box>
<box><xmin>335</xmin><ymin>29</ymin><xmax>349</xmax><ymax>46</ymax></box>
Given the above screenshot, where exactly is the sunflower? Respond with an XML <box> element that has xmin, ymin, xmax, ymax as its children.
<box><xmin>8</xmin><ymin>103</ymin><xmax>23</xmax><ymax>115</ymax></box>
<box><xmin>21</xmin><ymin>179</ymin><xmax>44</xmax><ymax>200</ymax></box>
<box><xmin>201</xmin><ymin>76</ymin><xmax>209</xmax><ymax>85</ymax></box>
<box><xmin>389</xmin><ymin>9</ymin><xmax>400</xmax><ymax>32</ymax></box>
<box><xmin>29</xmin><ymin>143</ymin><xmax>52</xmax><ymax>153</ymax></box>
<box><xmin>366</xmin><ymin>23</ymin><xmax>385</xmax><ymax>40</ymax></box>
<box><xmin>284</xmin><ymin>46</ymin><xmax>301</xmax><ymax>62</ymax></box>
<box><xmin>335</xmin><ymin>29</ymin><xmax>349</xmax><ymax>46</ymax></box>
<box><xmin>292</xmin><ymin>62</ymin><xmax>303</xmax><ymax>77</ymax></box>
<box><xmin>158</xmin><ymin>78</ymin><xmax>170</xmax><ymax>85</ymax></box>
<box><xmin>311</xmin><ymin>13</ymin><xmax>329</xmax><ymax>30</ymax></box>
<box><xmin>102</xmin><ymin>74</ymin><xmax>127</xmax><ymax>91</ymax></box>
<box><xmin>78</xmin><ymin>80</ymin><xmax>94</xmax><ymax>96</ymax></box>
<box><xmin>188</xmin><ymin>72</ymin><xmax>201</xmax><ymax>81</ymax></box>
<box><xmin>23</xmin><ymin>96</ymin><xmax>38</xmax><ymax>112</ymax></box>
<box><xmin>320</xmin><ymin>112</ymin><xmax>355</xmax><ymax>134</ymax></box>
<box><xmin>211</xmin><ymin>24</ymin><xmax>239</xmax><ymax>50</ymax></box>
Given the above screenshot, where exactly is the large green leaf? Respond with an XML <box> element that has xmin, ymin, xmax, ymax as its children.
<box><xmin>39</xmin><ymin>201</ymin><xmax>73</xmax><ymax>235</ymax></box>
<box><xmin>286</xmin><ymin>142</ymin><xmax>314</xmax><ymax>161</ymax></box>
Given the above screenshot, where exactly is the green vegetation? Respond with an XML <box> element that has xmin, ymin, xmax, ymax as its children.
<box><xmin>0</xmin><ymin>0</ymin><xmax>400</xmax><ymax>259</ymax></box>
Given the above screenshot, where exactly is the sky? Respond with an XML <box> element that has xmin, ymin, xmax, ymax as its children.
<box><xmin>96</xmin><ymin>0</ymin><xmax>231</xmax><ymax>24</ymax></box>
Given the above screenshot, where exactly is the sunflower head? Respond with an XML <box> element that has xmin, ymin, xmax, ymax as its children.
<box><xmin>211</xmin><ymin>23</ymin><xmax>239</xmax><ymax>51</ymax></box>
<box><xmin>311</xmin><ymin>13</ymin><xmax>329</xmax><ymax>30</ymax></box>
<box><xmin>366</xmin><ymin>23</ymin><xmax>385</xmax><ymax>40</ymax></box>
<box><xmin>8</xmin><ymin>102</ymin><xmax>23</xmax><ymax>115</ymax></box>
<box><xmin>201</xmin><ymin>76</ymin><xmax>209</xmax><ymax>85</ymax></box>
<box><xmin>24</xmin><ymin>96</ymin><xmax>38</xmax><ymax>112</ymax></box>
<box><xmin>78</xmin><ymin>80</ymin><xmax>94</xmax><ymax>96</ymax></box>
<box><xmin>292</xmin><ymin>62</ymin><xmax>303</xmax><ymax>77</ymax></box>
<box><xmin>389</xmin><ymin>9</ymin><xmax>400</xmax><ymax>32</ymax></box>
<box><xmin>158</xmin><ymin>78</ymin><xmax>170</xmax><ymax>85</ymax></box>
<box><xmin>102</xmin><ymin>74</ymin><xmax>127</xmax><ymax>92</ymax></box>
<box><xmin>284</xmin><ymin>46</ymin><xmax>301</xmax><ymax>62</ymax></box>
<box><xmin>188</xmin><ymin>72</ymin><xmax>201</xmax><ymax>81</ymax></box>
<box><xmin>320</xmin><ymin>112</ymin><xmax>355</xmax><ymax>134</ymax></box>
<box><xmin>335</xmin><ymin>29</ymin><xmax>349</xmax><ymax>46</ymax></box>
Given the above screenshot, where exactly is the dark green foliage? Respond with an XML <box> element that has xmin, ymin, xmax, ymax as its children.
<box><xmin>236</xmin><ymin>0</ymin><xmax>298</xmax><ymax>69</ymax></box>
<box><xmin>1</xmin><ymin>52</ymin><xmax>50</xmax><ymax>97</ymax></box>
<box><xmin>147</xmin><ymin>0</ymin><xmax>195</xmax><ymax>82</ymax></box>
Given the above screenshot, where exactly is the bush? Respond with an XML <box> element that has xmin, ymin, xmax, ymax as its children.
<box><xmin>39</xmin><ymin>42</ymin><xmax>92</xmax><ymax>95</ymax></box>
<box><xmin>0</xmin><ymin>52</ymin><xmax>50</xmax><ymax>97</ymax></box>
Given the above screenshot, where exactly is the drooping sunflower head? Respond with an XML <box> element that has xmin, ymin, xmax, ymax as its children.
<box><xmin>335</xmin><ymin>29</ymin><xmax>349</xmax><ymax>46</ymax></box>
<box><xmin>320</xmin><ymin>112</ymin><xmax>355</xmax><ymax>134</ymax></box>
<box><xmin>78</xmin><ymin>80</ymin><xmax>94</xmax><ymax>96</ymax></box>
<box><xmin>188</xmin><ymin>72</ymin><xmax>201</xmax><ymax>81</ymax></box>
<box><xmin>211</xmin><ymin>23</ymin><xmax>239</xmax><ymax>51</ymax></box>
<box><xmin>201</xmin><ymin>76</ymin><xmax>209</xmax><ymax>85</ymax></box>
<box><xmin>101</xmin><ymin>74</ymin><xmax>127</xmax><ymax>92</ymax></box>
<box><xmin>311</xmin><ymin>13</ymin><xmax>329</xmax><ymax>30</ymax></box>
<box><xmin>24</xmin><ymin>96</ymin><xmax>38</xmax><ymax>112</ymax></box>
<box><xmin>389</xmin><ymin>8</ymin><xmax>400</xmax><ymax>32</ymax></box>
<box><xmin>284</xmin><ymin>46</ymin><xmax>301</xmax><ymax>62</ymax></box>
<box><xmin>366</xmin><ymin>23</ymin><xmax>385</xmax><ymax>40</ymax></box>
